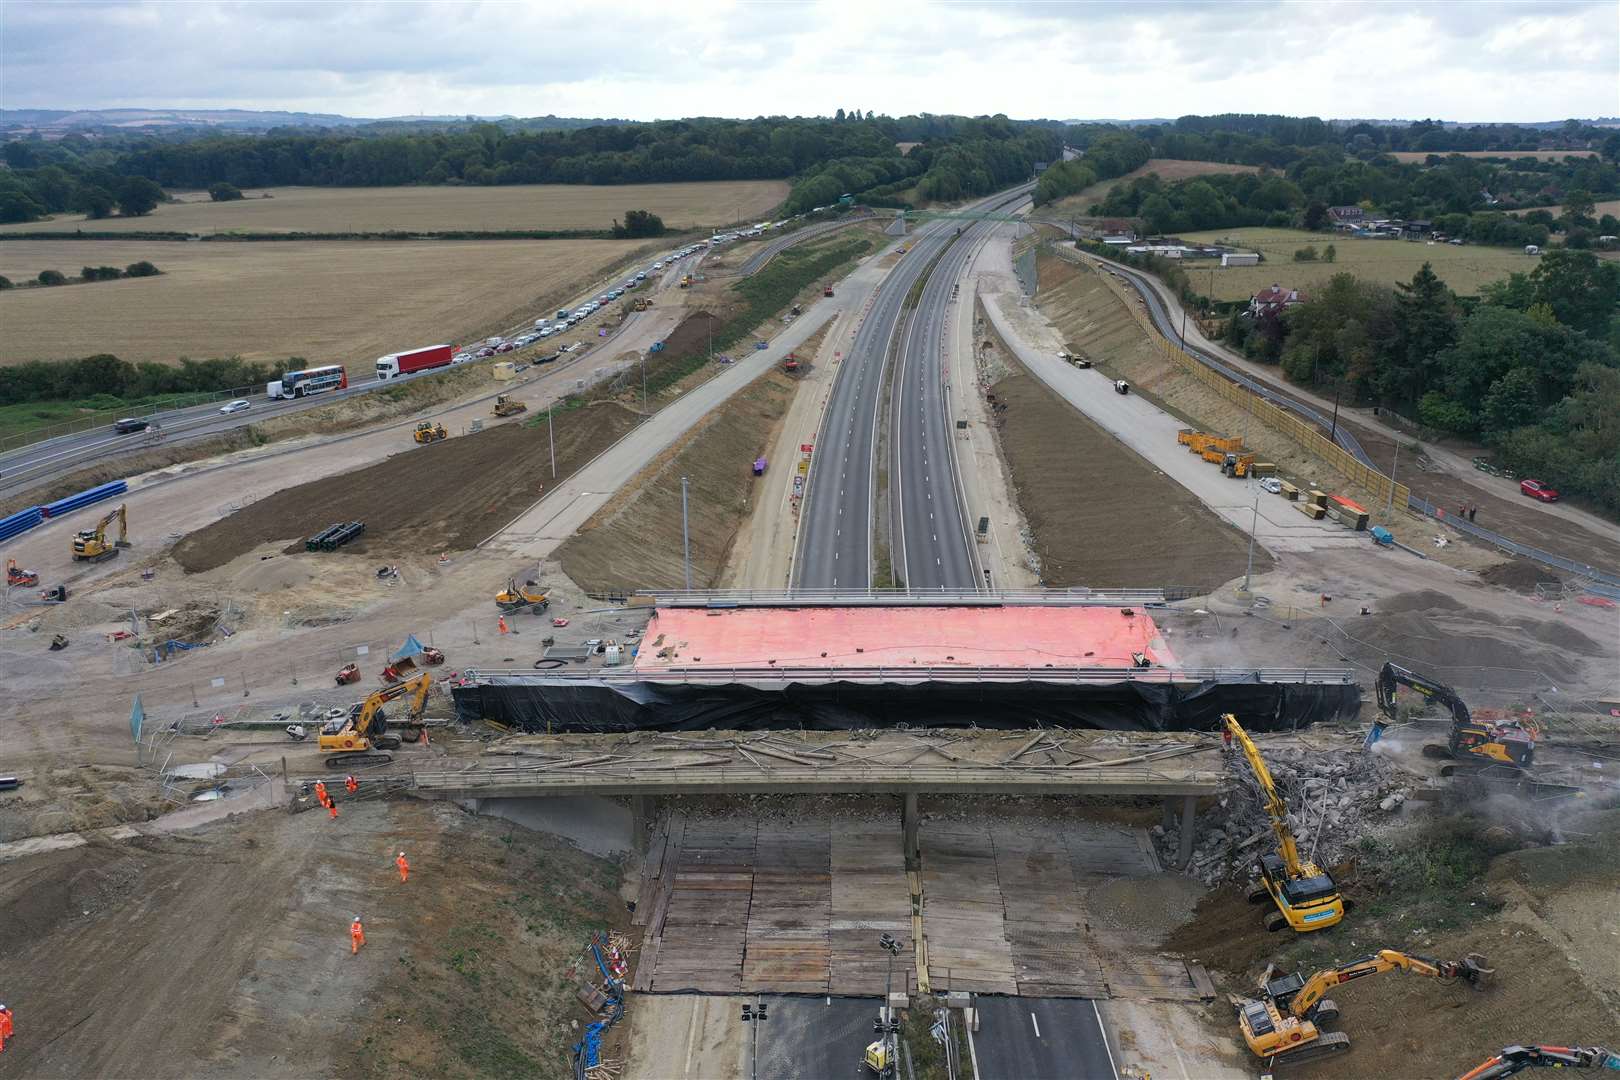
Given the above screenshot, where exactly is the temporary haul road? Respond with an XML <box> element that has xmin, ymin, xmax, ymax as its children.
<box><xmin>794</xmin><ymin>183</ymin><xmax>1034</xmax><ymax>590</ymax></box>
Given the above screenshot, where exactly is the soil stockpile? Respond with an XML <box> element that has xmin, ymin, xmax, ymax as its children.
<box><xmin>987</xmin><ymin>361</ymin><xmax>1268</xmax><ymax>590</ymax></box>
<box><xmin>172</xmin><ymin>403</ymin><xmax>639</xmax><ymax>572</ymax></box>
<box><xmin>1480</xmin><ymin>558</ymin><xmax>1560</xmax><ymax>594</ymax></box>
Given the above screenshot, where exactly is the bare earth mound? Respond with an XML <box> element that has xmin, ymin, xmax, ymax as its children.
<box><xmin>172</xmin><ymin>403</ymin><xmax>639</xmax><ymax>572</ymax></box>
<box><xmin>988</xmin><ymin>358</ymin><xmax>1267</xmax><ymax>590</ymax></box>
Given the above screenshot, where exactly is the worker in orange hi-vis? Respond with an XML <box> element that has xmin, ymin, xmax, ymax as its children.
<box><xmin>396</xmin><ymin>850</ymin><xmax>410</xmax><ymax>883</ymax></box>
<box><xmin>0</xmin><ymin>1001</ymin><xmax>14</xmax><ymax>1052</ymax></box>
<box><xmin>344</xmin><ymin>774</ymin><xmax>358</xmax><ymax>796</ymax></box>
<box><xmin>327</xmin><ymin>798</ymin><xmax>339</xmax><ymax>821</ymax></box>
<box><xmin>498</xmin><ymin>615</ymin><xmax>509</xmax><ymax>635</ymax></box>
<box><xmin>350</xmin><ymin>915</ymin><xmax>365</xmax><ymax>954</ymax></box>
<box><xmin>314</xmin><ymin>780</ymin><xmax>329</xmax><ymax>806</ymax></box>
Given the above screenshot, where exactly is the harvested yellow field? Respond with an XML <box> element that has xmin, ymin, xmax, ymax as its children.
<box><xmin>1046</xmin><ymin>159</ymin><xmax>1262</xmax><ymax>216</ymax></box>
<box><xmin>1510</xmin><ymin>198</ymin><xmax>1620</xmax><ymax>219</ymax></box>
<box><xmin>0</xmin><ymin>238</ymin><xmax>644</xmax><ymax>366</ymax></box>
<box><xmin>1387</xmin><ymin>149</ymin><xmax>1598</xmax><ymax>162</ymax></box>
<box><xmin>1178</xmin><ymin>227</ymin><xmax>1535</xmax><ymax>300</ymax></box>
<box><xmin>0</xmin><ymin>180</ymin><xmax>790</xmax><ymax>235</ymax></box>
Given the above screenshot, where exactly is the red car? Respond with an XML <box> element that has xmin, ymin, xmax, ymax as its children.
<box><xmin>1520</xmin><ymin>479</ymin><xmax>1560</xmax><ymax>502</ymax></box>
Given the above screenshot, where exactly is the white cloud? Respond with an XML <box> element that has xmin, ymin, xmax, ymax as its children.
<box><xmin>1</xmin><ymin>0</ymin><xmax>1614</xmax><ymax>122</ymax></box>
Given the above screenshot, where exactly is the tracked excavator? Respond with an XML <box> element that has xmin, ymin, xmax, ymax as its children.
<box><xmin>1225</xmin><ymin>714</ymin><xmax>1346</xmax><ymax>933</ymax></box>
<box><xmin>71</xmin><ymin>503</ymin><xmax>130</xmax><ymax>562</ymax></box>
<box><xmin>319</xmin><ymin>672</ymin><xmax>432</xmax><ymax>769</ymax></box>
<box><xmin>1375</xmin><ymin>662</ymin><xmax>1538</xmax><ymax>774</ymax></box>
<box><xmin>1236</xmin><ymin>948</ymin><xmax>1492</xmax><ymax>1067</ymax></box>
<box><xmin>1458</xmin><ymin>1045</ymin><xmax>1620</xmax><ymax>1080</ymax></box>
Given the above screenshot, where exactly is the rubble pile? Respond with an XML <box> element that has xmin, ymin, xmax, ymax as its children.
<box><xmin>1156</xmin><ymin>744</ymin><xmax>1410</xmax><ymax>886</ymax></box>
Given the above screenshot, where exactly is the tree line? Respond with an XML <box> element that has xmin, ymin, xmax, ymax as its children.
<box><xmin>0</xmin><ymin>354</ymin><xmax>282</xmax><ymax>407</ymax></box>
<box><xmin>1223</xmin><ymin>250</ymin><xmax>1620</xmax><ymax>514</ymax></box>
<box><xmin>0</xmin><ymin>114</ymin><xmax>1061</xmax><ymax>226</ymax></box>
<box><xmin>0</xmin><ymin>261</ymin><xmax>160</xmax><ymax>289</ymax></box>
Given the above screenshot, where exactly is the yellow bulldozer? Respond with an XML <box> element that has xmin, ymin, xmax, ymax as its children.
<box><xmin>630</xmin><ymin>297</ymin><xmax>652</xmax><ymax>311</ymax></box>
<box><xmin>493</xmin><ymin>394</ymin><xmax>528</xmax><ymax>418</ymax></box>
<box><xmin>413</xmin><ymin>421</ymin><xmax>448</xmax><ymax>444</ymax></box>
<box><xmin>71</xmin><ymin>503</ymin><xmax>130</xmax><ymax>562</ymax></box>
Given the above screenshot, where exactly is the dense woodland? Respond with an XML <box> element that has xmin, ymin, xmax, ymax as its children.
<box><xmin>1220</xmin><ymin>250</ymin><xmax>1620</xmax><ymax>514</ymax></box>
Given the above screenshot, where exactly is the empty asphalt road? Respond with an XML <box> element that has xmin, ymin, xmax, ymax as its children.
<box><xmin>971</xmin><ymin>995</ymin><xmax>1119</xmax><ymax>1080</ymax></box>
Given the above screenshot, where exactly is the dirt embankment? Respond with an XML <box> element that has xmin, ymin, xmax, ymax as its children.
<box><xmin>0</xmin><ymin>800</ymin><xmax>627</xmax><ymax>1080</ymax></box>
<box><xmin>1034</xmin><ymin>252</ymin><xmax>1390</xmax><ymax>510</ymax></box>
<box><xmin>558</xmin><ymin>362</ymin><xmax>800</xmax><ymax>593</ymax></box>
<box><xmin>983</xmin><ymin>334</ymin><xmax>1267</xmax><ymax>591</ymax></box>
<box><xmin>172</xmin><ymin>401</ymin><xmax>640</xmax><ymax>572</ymax></box>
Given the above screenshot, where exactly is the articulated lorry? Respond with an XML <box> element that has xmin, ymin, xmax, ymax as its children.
<box><xmin>375</xmin><ymin>344</ymin><xmax>454</xmax><ymax>381</ymax></box>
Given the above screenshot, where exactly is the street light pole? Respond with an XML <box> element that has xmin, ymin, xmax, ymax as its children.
<box><xmin>1329</xmin><ymin>376</ymin><xmax>1342</xmax><ymax>445</ymax></box>
<box><xmin>1387</xmin><ymin>440</ymin><xmax>1400</xmax><ymax>514</ymax></box>
<box><xmin>877</xmin><ymin>932</ymin><xmax>904</xmax><ymax>1076</ymax></box>
<box><xmin>1242</xmin><ymin>481</ymin><xmax>1260</xmax><ymax>593</ymax></box>
<box><xmin>740</xmin><ymin>999</ymin><xmax>768</xmax><ymax>1080</ymax></box>
<box><xmin>640</xmin><ymin>352</ymin><xmax>647</xmax><ymax>419</ymax></box>
<box><xmin>547</xmin><ymin>403</ymin><xmax>556</xmax><ymax>479</ymax></box>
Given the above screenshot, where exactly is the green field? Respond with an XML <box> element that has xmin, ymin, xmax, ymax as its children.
<box><xmin>1178</xmin><ymin>227</ymin><xmax>1538</xmax><ymax>300</ymax></box>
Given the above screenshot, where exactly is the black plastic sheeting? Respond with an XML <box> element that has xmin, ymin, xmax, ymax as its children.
<box><xmin>453</xmin><ymin>674</ymin><xmax>1361</xmax><ymax>733</ymax></box>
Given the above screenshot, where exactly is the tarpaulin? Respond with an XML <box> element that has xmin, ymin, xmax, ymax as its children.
<box><xmin>390</xmin><ymin>634</ymin><xmax>426</xmax><ymax>663</ymax></box>
<box><xmin>452</xmin><ymin>674</ymin><xmax>1360</xmax><ymax>733</ymax></box>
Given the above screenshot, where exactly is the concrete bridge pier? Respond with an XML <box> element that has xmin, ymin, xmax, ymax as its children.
<box><xmin>1163</xmin><ymin>795</ymin><xmax>1198</xmax><ymax>869</ymax></box>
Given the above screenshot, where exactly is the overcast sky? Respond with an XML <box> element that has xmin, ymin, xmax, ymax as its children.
<box><xmin>3</xmin><ymin>0</ymin><xmax>1616</xmax><ymax>124</ymax></box>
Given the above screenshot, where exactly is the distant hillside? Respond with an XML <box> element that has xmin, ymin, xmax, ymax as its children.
<box><xmin>0</xmin><ymin>108</ymin><xmax>631</xmax><ymax>135</ymax></box>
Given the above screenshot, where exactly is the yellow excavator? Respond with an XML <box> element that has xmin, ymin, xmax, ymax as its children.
<box><xmin>1376</xmin><ymin>662</ymin><xmax>1538</xmax><ymax>775</ymax></box>
<box><xmin>71</xmin><ymin>503</ymin><xmax>130</xmax><ymax>562</ymax></box>
<box><xmin>492</xmin><ymin>394</ymin><xmax>528</xmax><ymax>417</ymax></box>
<box><xmin>413</xmin><ymin>421</ymin><xmax>448</xmax><ymax>444</ymax></box>
<box><xmin>318</xmin><ymin>672</ymin><xmax>432</xmax><ymax>769</ymax></box>
<box><xmin>1226</xmin><ymin>714</ymin><xmax>1346</xmax><ymax>933</ymax></box>
<box><xmin>495</xmin><ymin>577</ymin><xmax>549</xmax><ymax>613</ymax></box>
<box><xmin>1237</xmin><ymin>948</ymin><xmax>1492</xmax><ymax>1066</ymax></box>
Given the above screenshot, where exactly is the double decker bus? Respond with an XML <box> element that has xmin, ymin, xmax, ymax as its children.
<box><xmin>267</xmin><ymin>364</ymin><xmax>347</xmax><ymax>400</ymax></box>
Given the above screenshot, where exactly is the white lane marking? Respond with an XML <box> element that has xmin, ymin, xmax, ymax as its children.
<box><xmin>1030</xmin><ymin>1012</ymin><xmax>1041</xmax><ymax>1039</ymax></box>
<box><xmin>1092</xmin><ymin>1000</ymin><xmax>1120</xmax><ymax>1080</ymax></box>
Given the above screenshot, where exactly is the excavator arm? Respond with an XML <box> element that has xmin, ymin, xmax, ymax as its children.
<box><xmin>352</xmin><ymin>672</ymin><xmax>432</xmax><ymax>741</ymax></box>
<box><xmin>1377</xmin><ymin>662</ymin><xmax>1471</xmax><ymax>725</ymax></box>
<box><xmin>1459</xmin><ymin>1046</ymin><xmax>1620</xmax><ymax>1080</ymax></box>
<box><xmin>1225</xmin><ymin>715</ymin><xmax>1304</xmax><ymax>878</ymax></box>
<box><xmin>1281</xmin><ymin>949</ymin><xmax>1492</xmax><ymax>1018</ymax></box>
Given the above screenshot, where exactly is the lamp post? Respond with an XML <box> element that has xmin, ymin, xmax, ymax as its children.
<box><xmin>1242</xmin><ymin>479</ymin><xmax>1261</xmax><ymax>594</ymax></box>
<box><xmin>740</xmin><ymin>998</ymin><xmax>768</xmax><ymax>1080</ymax></box>
<box><xmin>874</xmin><ymin>932</ymin><xmax>904</xmax><ymax>1076</ymax></box>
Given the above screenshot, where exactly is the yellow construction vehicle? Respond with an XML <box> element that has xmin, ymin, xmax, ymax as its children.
<box><xmin>1225</xmin><ymin>714</ymin><xmax>1346</xmax><ymax>933</ymax></box>
<box><xmin>1375</xmin><ymin>662</ymin><xmax>1538</xmax><ymax>775</ymax></box>
<box><xmin>319</xmin><ymin>672</ymin><xmax>432</xmax><ymax>769</ymax></box>
<box><xmin>630</xmin><ymin>297</ymin><xmax>652</xmax><ymax>311</ymax></box>
<box><xmin>495</xmin><ymin>577</ymin><xmax>549</xmax><ymax>613</ymax></box>
<box><xmin>413</xmin><ymin>421</ymin><xmax>448</xmax><ymax>444</ymax></box>
<box><xmin>492</xmin><ymin>394</ymin><xmax>528</xmax><ymax>418</ymax></box>
<box><xmin>1236</xmin><ymin>948</ymin><xmax>1491</xmax><ymax>1067</ymax></box>
<box><xmin>71</xmin><ymin>503</ymin><xmax>130</xmax><ymax>562</ymax></box>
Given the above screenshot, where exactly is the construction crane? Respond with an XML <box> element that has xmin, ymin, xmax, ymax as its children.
<box><xmin>1224</xmin><ymin>714</ymin><xmax>1346</xmax><ymax>933</ymax></box>
<box><xmin>1375</xmin><ymin>662</ymin><xmax>1538</xmax><ymax>773</ymax></box>
<box><xmin>319</xmin><ymin>672</ymin><xmax>432</xmax><ymax>769</ymax></box>
<box><xmin>1236</xmin><ymin>948</ymin><xmax>1492</xmax><ymax>1067</ymax></box>
<box><xmin>1458</xmin><ymin>1045</ymin><xmax>1620</xmax><ymax>1080</ymax></box>
<box><xmin>71</xmin><ymin>503</ymin><xmax>130</xmax><ymax>562</ymax></box>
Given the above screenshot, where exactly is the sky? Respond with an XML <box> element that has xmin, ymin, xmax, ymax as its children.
<box><xmin>3</xmin><ymin>0</ymin><xmax>1617</xmax><ymax>124</ymax></box>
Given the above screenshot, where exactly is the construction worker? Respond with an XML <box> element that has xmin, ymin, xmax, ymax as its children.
<box><xmin>327</xmin><ymin>798</ymin><xmax>339</xmax><ymax>821</ymax></box>
<box><xmin>396</xmin><ymin>850</ymin><xmax>410</xmax><ymax>883</ymax></box>
<box><xmin>344</xmin><ymin>774</ymin><xmax>358</xmax><ymax>796</ymax></box>
<box><xmin>0</xmin><ymin>1002</ymin><xmax>13</xmax><ymax>1052</ymax></box>
<box><xmin>314</xmin><ymin>780</ymin><xmax>329</xmax><ymax>806</ymax></box>
<box><xmin>350</xmin><ymin>915</ymin><xmax>365</xmax><ymax>954</ymax></box>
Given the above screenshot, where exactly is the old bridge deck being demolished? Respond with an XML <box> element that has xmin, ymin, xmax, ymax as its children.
<box><xmin>451</xmin><ymin>598</ymin><xmax>1361</xmax><ymax>733</ymax></box>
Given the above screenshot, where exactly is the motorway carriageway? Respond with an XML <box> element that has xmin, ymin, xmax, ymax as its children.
<box><xmin>793</xmin><ymin>184</ymin><xmax>1033</xmax><ymax>590</ymax></box>
<box><xmin>889</xmin><ymin>190</ymin><xmax>1031</xmax><ymax>591</ymax></box>
<box><xmin>0</xmin><ymin>241</ymin><xmax>715</xmax><ymax>497</ymax></box>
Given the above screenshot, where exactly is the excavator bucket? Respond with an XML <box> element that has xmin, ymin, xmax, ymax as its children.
<box><xmin>1460</xmin><ymin>953</ymin><xmax>1494</xmax><ymax>989</ymax></box>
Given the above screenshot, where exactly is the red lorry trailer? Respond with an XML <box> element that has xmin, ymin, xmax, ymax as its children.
<box><xmin>376</xmin><ymin>344</ymin><xmax>454</xmax><ymax>380</ymax></box>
